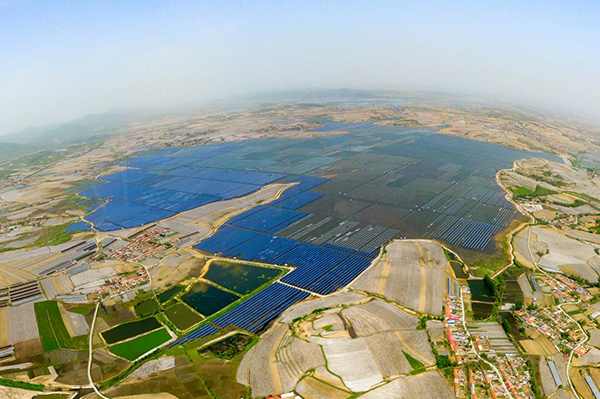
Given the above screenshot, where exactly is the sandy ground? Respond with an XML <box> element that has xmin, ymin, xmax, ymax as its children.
<box><xmin>578</xmin><ymin>347</ymin><xmax>600</xmax><ymax>366</ymax></box>
<box><xmin>359</xmin><ymin>371</ymin><xmax>453</xmax><ymax>399</ymax></box>
<box><xmin>0</xmin><ymin>307</ymin><xmax>8</xmax><ymax>346</ymax></box>
<box><xmin>129</xmin><ymin>356</ymin><xmax>175</xmax><ymax>378</ymax></box>
<box><xmin>114</xmin><ymin>394</ymin><xmax>179</xmax><ymax>399</ymax></box>
<box><xmin>0</xmin><ymin>386</ymin><xmax>51</xmax><ymax>399</ymax></box>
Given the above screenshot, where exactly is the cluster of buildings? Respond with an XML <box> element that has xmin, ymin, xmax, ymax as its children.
<box><xmin>107</xmin><ymin>227</ymin><xmax>170</xmax><ymax>262</ymax></box>
<box><xmin>444</xmin><ymin>295</ymin><xmax>475</xmax><ymax>364</ymax></box>
<box><xmin>445</xmin><ymin>294</ymin><xmax>535</xmax><ymax>398</ymax></box>
<box><xmin>96</xmin><ymin>269</ymin><xmax>148</xmax><ymax>296</ymax></box>
<box><xmin>514</xmin><ymin>306</ymin><xmax>587</xmax><ymax>356</ymax></box>
<box><xmin>538</xmin><ymin>275</ymin><xmax>591</xmax><ymax>303</ymax></box>
<box><xmin>452</xmin><ymin>358</ymin><xmax>532</xmax><ymax>398</ymax></box>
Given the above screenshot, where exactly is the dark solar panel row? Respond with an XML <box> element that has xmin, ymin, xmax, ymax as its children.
<box><xmin>228</xmin><ymin>205</ymin><xmax>308</xmax><ymax>234</ymax></box>
<box><xmin>222</xmin><ymin>232</ymin><xmax>300</xmax><ymax>263</ymax></box>
<box><xmin>213</xmin><ymin>282</ymin><xmax>309</xmax><ymax>332</ymax></box>
<box><xmin>194</xmin><ymin>225</ymin><xmax>259</xmax><ymax>254</ymax></box>
<box><xmin>168</xmin><ymin>324</ymin><xmax>219</xmax><ymax>348</ymax></box>
<box><xmin>307</xmin><ymin>256</ymin><xmax>372</xmax><ymax>294</ymax></box>
<box><xmin>269</xmin><ymin>189</ymin><xmax>324</xmax><ymax>210</ymax></box>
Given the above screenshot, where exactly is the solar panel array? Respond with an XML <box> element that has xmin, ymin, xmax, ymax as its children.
<box><xmin>212</xmin><ymin>282</ymin><xmax>309</xmax><ymax>332</ymax></box>
<box><xmin>77</xmin><ymin>124</ymin><xmax>559</xmax><ymax>346</ymax></box>
<box><xmin>80</xmin><ymin>163</ymin><xmax>285</xmax><ymax>230</ymax></box>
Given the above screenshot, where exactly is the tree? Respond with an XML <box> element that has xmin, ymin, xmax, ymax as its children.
<box><xmin>502</xmin><ymin>318</ymin><xmax>512</xmax><ymax>334</ymax></box>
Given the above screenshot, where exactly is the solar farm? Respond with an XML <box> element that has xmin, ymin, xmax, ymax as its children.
<box><xmin>76</xmin><ymin>123</ymin><xmax>556</xmax><ymax>346</ymax></box>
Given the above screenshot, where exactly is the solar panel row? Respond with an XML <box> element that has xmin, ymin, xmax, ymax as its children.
<box><xmin>212</xmin><ymin>282</ymin><xmax>309</xmax><ymax>332</ymax></box>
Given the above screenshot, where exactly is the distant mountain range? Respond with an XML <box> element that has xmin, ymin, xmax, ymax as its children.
<box><xmin>0</xmin><ymin>107</ymin><xmax>165</xmax><ymax>162</ymax></box>
<box><xmin>0</xmin><ymin>107</ymin><xmax>164</xmax><ymax>146</ymax></box>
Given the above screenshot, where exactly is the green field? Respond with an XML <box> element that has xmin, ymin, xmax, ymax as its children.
<box><xmin>34</xmin><ymin>301</ymin><xmax>88</xmax><ymax>352</ymax></box>
<box><xmin>108</xmin><ymin>328</ymin><xmax>171</xmax><ymax>361</ymax></box>
<box><xmin>101</xmin><ymin>316</ymin><xmax>162</xmax><ymax>345</ymax></box>
<box><xmin>204</xmin><ymin>260</ymin><xmax>281</xmax><ymax>294</ymax></box>
<box><xmin>134</xmin><ymin>298</ymin><xmax>159</xmax><ymax>317</ymax></box>
<box><xmin>0</xmin><ymin>378</ymin><xmax>44</xmax><ymax>391</ymax></box>
<box><xmin>164</xmin><ymin>303</ymin><xmax>202</xmax><ymax>331</ymax></box>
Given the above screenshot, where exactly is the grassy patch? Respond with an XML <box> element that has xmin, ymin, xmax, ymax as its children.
<box><xmin>403</xmin><ymin>351</ymin><xmax>425</xmax><ymax>370</ymax></box>
<box><xmin>101</xmin><ymin>317</ymin><xmax>162</xmax><ymax>345</ymax></box>
<box><xmin>34</xmin><ymin>301</ymin><xmax>88</xmax><ymax>352</ymax></box>
<box><xmin>0</xmin><ymin>378</ymin><xmax>44</xmax><ymax>391</ymax></box>
<box><xmin>30</xmin><ymin>223</ymin><xmax>74</xmax><ymax>247</ymax></box>
<box><xmin>108</xmin><ymin>328</ymin><xmax>171</xmax><ymax>361</ymax></box>
<box><xmin>164</xmin><ymin>303</ymin><xmax>202</xmax><ymax>331</ymax></box>
<box><xmin>511</xmin><ymin>186</ymin><xmax>534</xmax><ymax>197</ymax></box>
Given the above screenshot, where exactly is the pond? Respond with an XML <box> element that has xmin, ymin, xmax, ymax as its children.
<box><xmin>204</xmin><ymin>260</ymin><xmax>281</xmax><ymax>295</ymax></box>
<box><xmin>182</xmin><ymin>281</ymin><xmax>240</xmax><ymax>316</ymax></box>
<box><xmin>468</xmin><ymin>279</ymin><xmax>495</xmax><ymax>303</ymax></box>
<box><xmin>451</xmin><ymin>261</ymin><xmax>468</xmax><ymax>279</ymax></box>
<box><xmin>472</xmin><ymin>302</ymin><xmax>495</xmax><ymax>320</ymax></box>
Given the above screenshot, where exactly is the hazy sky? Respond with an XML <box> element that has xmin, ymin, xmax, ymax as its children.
<box><xmin>1</xmin><ymin>0</ymin><xmax>599</xmax><ymax>135</ymax></box>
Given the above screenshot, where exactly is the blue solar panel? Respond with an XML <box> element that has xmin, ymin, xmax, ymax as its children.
<box><xmin>213</xmin><ymin>282</ymin><xmax>309</xmax><ymax>332</ymax></box>
<box><xmin>84</xmin><ymin>215</ymin><xmax>124</xmax><ymax>231</ymax></box>
<box><xmin>223</xmin><ymin>233</ymin><xmax>300</xmax><ymax>262</ymax></box>
<box><xmin>229</xmin><ymin>206</ymin><xmax>308</xmax><ymax>233</ymax></box>
<box><xmin>65</xmin><ymin>221</ymin><xmax>92</xmax><ymax>232</ymax></box>
<box><xmin>168</xmin><ymin>324</ymin><xmax>219</xmax><ymax>347</ymax></box>
<box><xmin>194</xmin><ymin>226</ymin><xmax>259</xmax><ymax>254</ymax></box>
<box><xmin>270</xmin><ymin>190</ymin><xmax>324</xmax><ymax>210</ymax></box>
<box><xmin>306</xmin><ymin>256</ymin><xmax>372</xmax><ymax>295</ymax></box>
<box><xmin>285</xmin><ymin>175</ymin><xmax>329</xmax><ymax>191</ymax></box>
<box><xmin>89</xmin><ymin>199</ymin><xmax>175</xmax><ymax>229</ymax></box>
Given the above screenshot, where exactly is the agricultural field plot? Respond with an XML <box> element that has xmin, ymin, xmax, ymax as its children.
<box><xmin>352</xmin><ymin>240</ymin><xmax>454</xmax><ymax>315</ymax></box>
<box><xmin>203</xmin><ymin>260</ymin><xmax>281</xmax><ymax>295</ymax></box>
<box><xmin>7</xmin><ymin>301</ymin><xmax>40</xmax><ymax>345</ymax></box>
<box><xmin>99</xmin><ymin>354</ymin><xmax>214</xmax><ymax>399</ymax></box>
<box><xmin>164</xmin><ymin>303</ymin><xmax>202</xmax><ymax>331</ymax></box>
<box><xmin>181</xmin><ymin>281</ymin><xmax>239</xmax><ymax>316</ymax></box>
<box><xmin>108</xmin><ymin>327</ymin><xmax>172</xmax><ymax>361</ymax></box>
<box><xmin>238</xmin><ymin>291</ymin><xmax>437</xmax><ymax>397</ymax></box>
<box><xmin>359</xmin><ymin>370</ymin><xmax>453</xmax><ymax>399</ymax></box>
<box><xmin>101</xmin><ymin>316</ymin><xmax>162</xmax><ymax>345</ymax></box>
<box><xmin>134</xmin><ymin>297</ymin><xmax>159</xmax><ymax>317</ymax></box>
<box><xmin>530</xmin><ymin>226</ymin><xmax>600</xmax><ymax>281</ymax></box>
<box><xmin>33</xmin><ymin>300</ymin><xmax>88</xmax><ymax>352</ymax></box>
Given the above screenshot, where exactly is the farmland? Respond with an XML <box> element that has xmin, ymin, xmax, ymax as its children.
<box><xmin>164</xmin><ymin>303</ymin><xmax>202</xmax><ymax>331</ymax></box>
<box><xmin>34</xmin><ymin>300</ymin><xmax>88</xmax><ymax>351</ymax></box>
<box><xmin>352</xmin><ymin>240</ymin><xmax>455</xmax><ymax>315</ymax></box>
<box><xmin>108</xmin><ymin>327</ymin><xmax>171</xmax><ymax>360</ymax></box>
<box><xmin>101</xmin><ymin>317</ymin><xmax>162</xmax><ymax>345</ymax></box>
<box><xmin>134</xmin><ymin>297</ymin><xmax>159</xmax><ymax>317</ymax></box>
<box><xmin>237</xmin><ymin>291</ymin><xmax>442</xmax><ymax>397</ymax></box>
<box><xmin>0</xmin><ymin>100</ymin><xmax>584</xmax><ymax>398</ymax></box>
